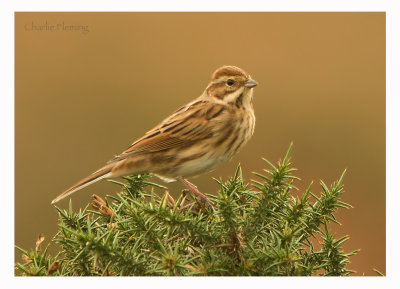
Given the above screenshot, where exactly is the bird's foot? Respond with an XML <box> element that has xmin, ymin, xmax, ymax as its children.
<box><xmin>177</xmin><ymin>178</ymin><xmax>214</xmax><ymax>208</ymax></box>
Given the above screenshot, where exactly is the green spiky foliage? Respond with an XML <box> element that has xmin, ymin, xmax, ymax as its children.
<box><xmin>15</xmin><ymin>144</ymin><xmax>359</xmax><ymax>276</ymax></box>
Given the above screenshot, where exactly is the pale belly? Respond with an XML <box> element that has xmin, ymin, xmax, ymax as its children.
<box><xmin>173</xmin><ymin>150</ymin><xmax>231</xmax><ymax>178</ymax></box>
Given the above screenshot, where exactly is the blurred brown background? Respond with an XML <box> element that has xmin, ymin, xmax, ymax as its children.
<box><xmin>15</xmin><ymin>12</ymin><xmax>385</xmax><ymax>275</ymax></box>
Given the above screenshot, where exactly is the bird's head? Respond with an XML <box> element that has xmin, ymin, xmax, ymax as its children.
<box><xmin>205</xmin><ymin>65</ymin><xmax>258</xmax><ymax>108</ymax></box>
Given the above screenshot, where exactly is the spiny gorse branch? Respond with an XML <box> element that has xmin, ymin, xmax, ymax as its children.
<box><xmin>16</xmin><ymin>144</ymin><xmax>359</xmax><ymax>276</ymax></box>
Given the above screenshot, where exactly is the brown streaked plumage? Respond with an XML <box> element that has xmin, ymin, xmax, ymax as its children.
<box><xmin>51</xmin><ymin>65</ymin><xmax>258</xmax><ymax>205</ymax></box>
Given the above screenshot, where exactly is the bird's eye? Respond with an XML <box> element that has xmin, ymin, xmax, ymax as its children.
<box><xmin>227</xmin><ymin>79</ymin><xmax>234</xmax><ymax>86</ymax></box>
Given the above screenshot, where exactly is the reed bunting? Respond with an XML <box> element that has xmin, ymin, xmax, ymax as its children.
<box><xmin>52</xmin><ymin>65</ymin><xmax>258</xmax><ymax>206</ymax></box>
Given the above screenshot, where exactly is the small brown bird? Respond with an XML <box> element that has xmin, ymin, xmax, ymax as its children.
<box><xmin>51</xmin><ymin>65</ymin><xmax>258</xmax><ymax>206</ymax></box>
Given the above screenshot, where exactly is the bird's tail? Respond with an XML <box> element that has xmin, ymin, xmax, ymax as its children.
<box><xmin>51</xmin><ymin>166</ymin><xmax>112</xmax><ymax>204</ymax></box>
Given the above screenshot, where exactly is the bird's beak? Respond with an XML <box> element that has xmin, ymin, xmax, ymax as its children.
<box><xmin>244</xmin><ymin>78</ymin><xmax>258</xmax><ymax>88</ymax></box>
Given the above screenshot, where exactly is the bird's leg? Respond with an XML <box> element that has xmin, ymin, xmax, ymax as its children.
<box><xmin>177</xmin><ymin>177</ymin><xmax>214</xmax><ymax>208</ymax></box>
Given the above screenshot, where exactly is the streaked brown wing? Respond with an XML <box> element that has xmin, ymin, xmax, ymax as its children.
<box><xmin>108</xmin><ymin>100</ymin><xmax>225</xmax><ymax>163</ymax></box>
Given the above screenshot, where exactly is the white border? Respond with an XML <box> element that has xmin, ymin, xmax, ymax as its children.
<box><xmin>2</xmin><ymin>0</ymin><xmax>398</xmax><ymax>287</ymax></box>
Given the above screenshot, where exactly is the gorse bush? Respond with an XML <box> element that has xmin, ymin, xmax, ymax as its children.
<box><xmin>15</xmin><ymin>144</ymin><xmax>358</xmax><ymax>276</ymax></box>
